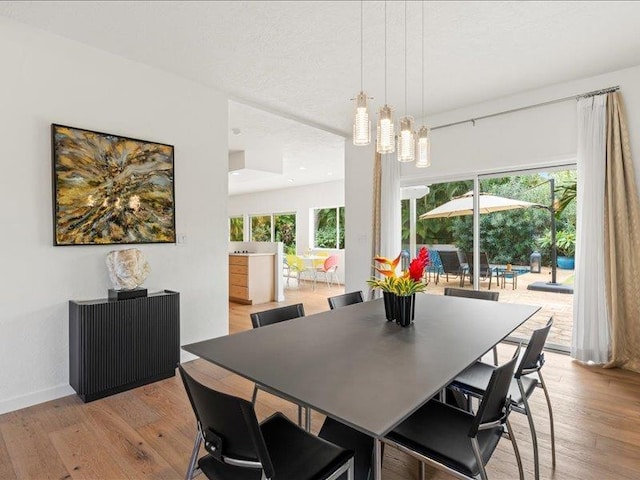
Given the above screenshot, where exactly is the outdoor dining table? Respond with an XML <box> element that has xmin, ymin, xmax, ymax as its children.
<box><xmin>182</xmin><ymin>293</ymin><xmax>540</xmax><ymax>479</ymax></box>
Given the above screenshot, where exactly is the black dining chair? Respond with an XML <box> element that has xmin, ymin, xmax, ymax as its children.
<box><xmin>444</xmin><ymin>288</ymin><xmax>500</xmax><ymax>365</ymax></box>
<box><xmin>328</xmin><ymin>291</ymin><xmax>364</xmax><ymax>310</ymax></box>
<box><xmin>249</xmin><ymin>303</ymin><xmax>307</xmax><ymax>427</ymax></box>
<box><xmin>384</xmin><ymin>348</ymin><xmax>524</xmax><ymax>480</ymax></box>
<box><xmin>179</xmin><ymin>366</ymin><xmax>355</xmax><ymax>480</ymax></box>
<box><xmin>451</xmin><ymin>318</ymin><xmax>555</xmax><ymax>480</ymax></box>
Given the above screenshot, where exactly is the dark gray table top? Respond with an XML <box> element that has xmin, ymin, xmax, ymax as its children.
<box><xmin>183</xmin><ymin>294</ymin><xmax>540</xmax><ymax>437</ymax></box>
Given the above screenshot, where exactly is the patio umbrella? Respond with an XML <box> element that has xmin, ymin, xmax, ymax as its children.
<box><xmin>419</xmin><ymin>191</ymin><xmax>542</xmax><ymax>219</ymax></box>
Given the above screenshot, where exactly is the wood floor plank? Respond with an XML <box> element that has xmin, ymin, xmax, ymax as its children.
<box><xmin>1</xmin><ymin>411</ymin><xmax>71</xmax><ymax>480</ymax></box>
<box><xmin>0</xmin><ymin>428</ymin><xmax>17</xmax><ymax>480</ymax></box>
<box><xmin>136</xmin><ymin>417</ymin><xmax>197</xmax><ymax>478</ymax></box>
<box><xmin>49</xmin><ymin>422</ymin><xmax>130</xmax><ymax>479</ymax></box>
<box><xmin>83</xmin><ymin>402</ymin><xmax>179</xmax><ymax>479</ymax></box>
<box><xmin>102</xmin><ymin>389</ymin><xmax>162</xmax><ymax>429</ymax></box>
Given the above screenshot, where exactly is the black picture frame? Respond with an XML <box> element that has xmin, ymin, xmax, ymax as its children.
<box><xmin>51</xmin><ymin>124</ymin><xmax>176</xmax><ymax>246</ymax></box>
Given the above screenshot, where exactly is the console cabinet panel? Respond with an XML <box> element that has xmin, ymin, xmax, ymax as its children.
<box><xmin>69</xmin><ymin>290</ymin><xmax>180</xmax><ymax>402</ymax></box>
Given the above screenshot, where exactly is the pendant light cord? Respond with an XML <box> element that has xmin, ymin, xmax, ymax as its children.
<box><xmin>360</xmin><ymin>0</ymin><xmax>363</xmax><ymax>91</ymax></box>
<box><xmin>404</xmin><ymin>0</ymin><xmax>407</xmax><ymax>115</ymax></box>
<box><xmin>421</xmin><ymin>0</ymin><xmax>424</xmax><ymax>121</ymax></box>
<box><xmin>384</xmin><ymin>0</ymin><xmax>387</xmax><ymax>104</ymax></box>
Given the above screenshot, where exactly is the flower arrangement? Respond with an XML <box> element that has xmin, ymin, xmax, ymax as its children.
<box><xmin>367</xmin><ymin>247</ymin><xmax>430</xmax><ymax>296</ymax></box>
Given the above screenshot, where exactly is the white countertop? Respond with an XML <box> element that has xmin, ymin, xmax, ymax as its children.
<box><xmin>228</xmin><ymin>252</ymin><xmax>275</xmax><ymax>257</ymax></box>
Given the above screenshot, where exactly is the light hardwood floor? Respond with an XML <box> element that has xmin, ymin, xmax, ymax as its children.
<box><xmin>1</xmin><ymin>281</ymin><xmax>639</xmax><ymax>479</ymax></box>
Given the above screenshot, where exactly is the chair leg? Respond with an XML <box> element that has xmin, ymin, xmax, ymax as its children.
<box><xmin>186</xmin><ymin>430</ymin><xmax>202</xmax><ymax>480</ymax></box>
<box><xmin>506</xmin><ymin>418</ymin><xmax>525</xmax><ymax>480</ymax></box>
<box><xmin>492</xmin><ymin>346</ymin><xmax>499</xmax><ymax>366</ymax></box>
<box><xmin>538</xmin><ymin>370</ymin><xmax>556</xmax><ymax>469</ymax></box>
<box><xmin>471</xmin><ymin>437</ymin><xmax>489</xmax><ymax>480</ymax></box>
<box><xmin>298</xmin><ymin>405</ymin><xmax>303</xmax><ymax>427</ymax></box>
<box><xmin>305</xmin><ymin>406</ymin><xmax>311</xmax><ymax>432</ymax></box>
<box><xmin>418</xmin><ymin>461</ymin><xmax>426</xmax><ymax>480</ymax></box>
<box><xmin>518</xmin><ymin>379</ymin><xmax>540</xmax><ymax>480</ymax></box>
<box><xmin>251</xmin><ymin>384</ymin><xmax>259</xmax><ymax>405</ymax></box>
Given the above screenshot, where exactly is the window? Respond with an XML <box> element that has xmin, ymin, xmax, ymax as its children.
<box><xmin>229</xmin><ymin>216</ymin><xmax>244</xmax><ymax>241</ymax></box>
<box><xmin>248</xmin><ymin>212</ymin><xmax>297</xmax><ymax>250</ymax></box>
<box><xmin>313</xmin><ymin>207</ymin><xmax>345</xmax><ymax>249</ymax></box>
<box><xmin>274</xmin><ymin>213</ymin><xmax>296</xmax><ymax>254</ymax></box>
<box><xmin>250</xmin><ymin>215</ymin><xmax>272</xmax><ymax>242</ymax></box>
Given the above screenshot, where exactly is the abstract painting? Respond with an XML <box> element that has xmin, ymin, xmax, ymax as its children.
<box><xmin>52</xmin><ymin>124</ymin><xmax>175</xmax><ymax>245</ymax></box>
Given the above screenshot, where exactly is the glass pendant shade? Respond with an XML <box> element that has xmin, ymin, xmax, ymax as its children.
<box><xmin>376</xmin><ymin>104</ymin><xmax>395</xmax><ymax>154</ymax></box>
<box><xmin>353</xmin><ymin>91</ymin><xmax>371</xmax><ymax>146</ymax></box>
<box><xmin>416</xmin><ymin>125</ymin><xmax>431</xmax><ymax>168</ymax></box>
<box><xmin>397</xmin><ymin>116</ymin><xmax>416</xmax><ymax>162</ymax></box>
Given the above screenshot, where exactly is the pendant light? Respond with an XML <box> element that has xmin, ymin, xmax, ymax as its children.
<box><xmin>416</xmin><ymin>0</ymin><xmax>431</xmax><ymax>168</ymax></box>
<box><xmin>397</xmin><ymin>0</ymin><xmax>415</xmax><ymax>162</ymax></box>
<box><xmin>376</xmin><ymin>0</ymin><xmax>395</xmax><ymax>154</ymax></box>
<box><xmin>353</xmin><ymin>0</ymin><xmax>371</xmax><ymax>146</ymax></box>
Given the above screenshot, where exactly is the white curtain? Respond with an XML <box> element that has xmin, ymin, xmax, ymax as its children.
<box><xmin>380</xmin><ymin>153</ymin><xmax>401</xmax><ymax>260</ymax></box>
<box><xmin>572</xmin><ymin>94</ymin><xmax>610</xmax><ymax>364</ymax></box>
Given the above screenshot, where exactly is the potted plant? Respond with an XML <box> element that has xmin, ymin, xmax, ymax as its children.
<box><xmin>539</xmin><ymin>230</ymin><xmax>575</xmax><ymax>270</ymax></box>
<box><xmin>368</xmin><ymin>247</ymin><xmax>429</xmax><ymax>326</ymax></box>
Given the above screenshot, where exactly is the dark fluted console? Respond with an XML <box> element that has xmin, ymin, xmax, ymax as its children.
<box><xmin>69</xmin><ymin>290</ymin><xmax>180</xmax><ymax>402</ymax></box>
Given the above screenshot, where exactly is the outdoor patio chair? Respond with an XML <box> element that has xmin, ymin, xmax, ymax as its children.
<box><xmin>426</xmin><ymin>249</ymin><xmax>444</xmax><ymax>283</ymax></box>
<box><xmin>465</xmin><ymin>252</ymin><xmax>495</xmax><ymax>289</ymax></box>
<box><xmin>437</xmin><ymin>250</ymin><xmax>467</xmax><ymax>286</ymax></box>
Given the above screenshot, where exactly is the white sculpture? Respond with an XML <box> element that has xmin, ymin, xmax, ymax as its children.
<box><xmin>106</xmin><ymin>248</ymin><xmax>150</xmax><ymax>290</ymax></box>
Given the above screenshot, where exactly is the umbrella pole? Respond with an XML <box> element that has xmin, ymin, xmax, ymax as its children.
<box><xmin>550</xmin><ymin>178</ymin><xmax>558</xmax><ymax>284</ymax></box>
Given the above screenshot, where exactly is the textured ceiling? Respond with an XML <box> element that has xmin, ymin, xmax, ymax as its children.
<box><xmin>3</xmin><ymin>1</ymin><xmax>640</xmax><ymax>193</ymax></box>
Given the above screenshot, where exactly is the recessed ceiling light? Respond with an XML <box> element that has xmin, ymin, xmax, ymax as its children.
<box><xmin>299</xmin><ymin>166</ymin><xmax>307</xmax><ymax>170</ymax></box>
<box><xmin>230</xmin><ymin>171</ymin><xmax>240</xmax><ymax>176</ymax></box>
<box><xmin>288</xmin><ymin>178</ymin><xmax>294</xmax><ymax>183</ymax></box>
<box><xmin>327</xmin><ymin>172</ymin><xmax>333</xmax><ymax>176</ymax></box>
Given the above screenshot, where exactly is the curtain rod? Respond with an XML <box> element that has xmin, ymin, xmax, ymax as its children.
<box><xmin>432</xmin><ymin>85</ymin><xmax>620</xmax><ymax>131</ymax></box>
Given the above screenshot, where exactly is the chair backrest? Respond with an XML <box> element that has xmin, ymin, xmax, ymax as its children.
<box><xmin>465</xmin><ymin>252</ymin><xmax>491</xmax><ymax>272</ymax></box>
<box><xmin>515</xmin><ymin>317</ymin><xmax>553</xmax><ymax>378</ymax></box>
<box><xmin>250</xmin><ymin>303</ymin><xmax>305</xmax><ymax>329</ymax></box>
<box><xmin>286</xmin><ymin>254</ymin><xmax>304</xmax><ymax>271</ymax></box>
<box><xmin>468</xmin><ymin>345</ymin><xmax>521</xmax><ymax>437</ymax></box>
<box><xmin>438</xmin><ymin>251</ymin><xmax>462</xmax><ymax>273</ymax></box>
<box><xmin>179</xmin><ymin>366</ymin><xmax>274</xmax><ymax>476</ymax></box>
<box><xmin>427</xmin><ymin>249</ymin><xmax>443</xmax><ymax>273</ymax></box>
<box><xmin>328</xmin><ymin>291</ymin><xmax>364</xmax><ymax>310</ymax></box>
<box><xmin>444</xmin><ymin>287</ymin><xmax>499</xmax><ymax>302</ymax></box>
<box><xmin>323</xmin><ymin>254</ymin><xmax>339</xmax><ymax>272</ymax></box>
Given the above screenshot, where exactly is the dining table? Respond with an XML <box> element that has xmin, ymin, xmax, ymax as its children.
<box><xmin>182</xmin><ymin>293</ymin><xmax>540</xmax><ymax>479</ymax></box>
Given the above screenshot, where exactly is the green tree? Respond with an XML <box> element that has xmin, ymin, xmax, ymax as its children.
<box><xmin>251</xmin><ymin>215</ymin><xmax>271</xmax><ymax>242</ymax></box>
<box><xmin>229</xmin><ymin>216</ymin><xmax>244</xmax><ymax>241</ymax></box>
<box><xmin>274</xmin><ymin>213</ymin><xmax>296</xmax><ymax>251</ymax></box>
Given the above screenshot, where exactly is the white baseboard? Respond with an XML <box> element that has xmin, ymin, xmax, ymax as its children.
<box><xmin>1</xmin><ymin>354</ymin><xmax>200</xmax><ymax>415</ymax></box>
<box><xmin>0</xmin><ymin>384</ymin><xmax>75</xmax><ymax>416</ymax></box>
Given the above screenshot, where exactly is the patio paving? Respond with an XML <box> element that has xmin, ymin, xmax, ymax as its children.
<box><xmin>424</xmin><ymin>266</ymin><xmax>574</xmax><ymax>349</ymax></box>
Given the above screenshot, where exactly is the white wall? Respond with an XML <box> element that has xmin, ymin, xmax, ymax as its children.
<box><xmin>0</xmin><ymin>17</ymin><xmax>229</xmax><ymax>414</ymax></box>
<box><xmin>229</xmin><ymin>181</ymin><xmax>346</xmax><ymax>282</ymax></box>
<box><xmin>345</xmin><ymin>64</ymin><xmax>640</xmax><ymax>294</ymax></box>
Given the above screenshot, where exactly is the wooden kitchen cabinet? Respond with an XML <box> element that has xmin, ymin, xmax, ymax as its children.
<box><xmin>228</xmin><ymin>254</ymin><xmax>275</xmax><ymax>305</ymax></box>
